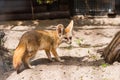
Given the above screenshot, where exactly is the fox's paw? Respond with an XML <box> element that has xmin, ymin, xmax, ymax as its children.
<box><xmin>29</xmin><ymin>65</ymin><xmax>35</xmax><ymax>69</ymax></box>
<box><xmin>49</xmin><ymin>59</ymin><xmax>55</xmax><ymax>62</ymax></box>
<box><xmin>25</xmin><ymin>65</ymin><xmax>35</xmax><ymax>69</ymax></box>
<box><xmin>58</xmin><ymin>59</ymin><xmax>64</xmax><ymax>62</ymax></box>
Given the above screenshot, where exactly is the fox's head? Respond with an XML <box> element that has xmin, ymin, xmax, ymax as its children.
<box><xmin>56</xmin><ymin>20</ymin><xmax>74</xmax><ymax>44</ymax></box>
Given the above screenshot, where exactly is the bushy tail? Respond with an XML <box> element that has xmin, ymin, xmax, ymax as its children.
<box><xmin>13</xmin><ymin>40</ymin><xmax>26</xmax><ymax>73</ymax></box>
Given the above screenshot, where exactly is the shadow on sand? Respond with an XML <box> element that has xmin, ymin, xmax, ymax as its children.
<box><xmin>31</xmin><ymin>56</ymin><xmax>105</xmax><ymax>67</ymax></box>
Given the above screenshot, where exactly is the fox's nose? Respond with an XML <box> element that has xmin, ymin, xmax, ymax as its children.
<box><xmin>69</xmin><ymin>41</ymin><xmax>72</xmax><ymax>44</ymax></box>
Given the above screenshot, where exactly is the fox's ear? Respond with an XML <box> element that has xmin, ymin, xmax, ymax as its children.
<box><xmin>56</xmin><ymin>24</ymin><xmax>64</xmax><ymax>37</ymax></box>
<box><xmin>65</xmin><ymin>20</ymin><xmax>74</xmax><ymax>33</ymax></box>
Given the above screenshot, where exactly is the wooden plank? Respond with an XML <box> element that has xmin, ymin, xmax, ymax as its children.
<box><xmin>0</xmin><ymin>11</ymin><xmax>70</xmax><ymax>21</ymax></box>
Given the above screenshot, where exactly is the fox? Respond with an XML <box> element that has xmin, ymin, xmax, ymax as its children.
<box><xmin>13</xmin><ymin>20</ymin><xmax>74</xmax><ymax>73</ymax></box>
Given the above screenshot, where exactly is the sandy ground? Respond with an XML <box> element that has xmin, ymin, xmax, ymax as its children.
<box><xmin>0</xmin><ymin>18</ymin><xmax>120</xmax><ymax>80</ymax></box>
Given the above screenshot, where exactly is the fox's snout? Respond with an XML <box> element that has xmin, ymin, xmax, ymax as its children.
<box><xmin>68</xmin><ymin>41</ymin><xmax>72</xmax><ymax>44</ymax></box>
<box><xmin>62</xmin><ymin>36</ymin><xmax>72</xmax><ymax>44</ymax></box>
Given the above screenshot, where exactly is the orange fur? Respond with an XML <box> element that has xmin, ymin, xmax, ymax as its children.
<box><xmin>13</xmin><ymin>39</ymin><xmax>26</xmax><ymax>73</ymax></box>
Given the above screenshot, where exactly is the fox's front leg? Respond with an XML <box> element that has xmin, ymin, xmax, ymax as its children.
<box><xmin>45</xmin><ymin>50</ymin><xmax>54</xmax><ymax>62</ymax></box>
<box><xmin>51</xmin><ymin>48</ymin><xmax>64</xmax><ymax>62</ymax></box>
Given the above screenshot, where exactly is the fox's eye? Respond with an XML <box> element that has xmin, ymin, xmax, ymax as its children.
<box><xmin>69</xmin><ymin>37</ymin><xmax>72</xmax><ymax>40</ymax></box>
<box><xmin>64</xmin><ymin>37</ymin><xmax>68</xmax><ymax>40</ymax></box>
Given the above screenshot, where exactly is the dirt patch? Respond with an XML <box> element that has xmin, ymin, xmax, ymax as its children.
<box><xmin>0</xmin><ymin>18</ymin><xmax>120</xmax><ymax>80</ymax></box>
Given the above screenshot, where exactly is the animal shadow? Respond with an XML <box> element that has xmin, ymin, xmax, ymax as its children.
<box><xmin>31</xmin><ymin>56</ymin><xmax>105</xmax><ymax>67</ymax></box>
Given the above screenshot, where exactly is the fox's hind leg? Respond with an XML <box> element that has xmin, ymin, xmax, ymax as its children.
<box><xmin>45</xmin><ymin>50</ymin><xmax>54</xmax><ymax>62</ymax></box>
<box><xmin>22</xmin><ymin>51</ymin><xmax>37</xmax><ymax>69</ymax></box>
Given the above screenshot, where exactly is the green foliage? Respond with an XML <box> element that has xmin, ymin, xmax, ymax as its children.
<box><xmin>88</xmin><ymin>50</ymin><xmax>98</xmax><ymax>60</ymax></box>
<box><xmin>101</xmin><ymin>63</ymin><xmax>109</xmax><ymax>68</ymax></box>
<box><xmin>9</xmin><ymin>49</ymin><xmax>14</xmax><ymax>54</ymax></box>
<box><xmin>36</xmin><ymin>0</ymin><xmax>55</xmax><ymax>4</ymax></box>
<box><xmin>75</xmin><ymin>38</ymin><xmax>83</xmax><ymax>45</ymax></box>
<box><xmin>66</xmin><ymin>45</ymin><xmax>73</xmax><ymax>50</ymax></box>
<box><xmin>87</xmin><ymin>50</ymin><xmax>101</xmax><ymax>60</ymax></box>
<box><xmin>36</xmin><ymin>0</ymin><xmax>42</xmax><ymax>4</ymax></box>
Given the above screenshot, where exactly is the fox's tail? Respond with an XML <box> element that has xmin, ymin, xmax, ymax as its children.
<box><xmin>13</xmin><ymin>40</ymin><xmax>26</xmax><ymax>73</ymax></box>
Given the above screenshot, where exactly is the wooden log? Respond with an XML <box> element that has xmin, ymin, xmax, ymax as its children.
<box><xmin>98</xmin><ymin>31</ymin><xmax>120</xmax><ymax>64</ymax></box>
